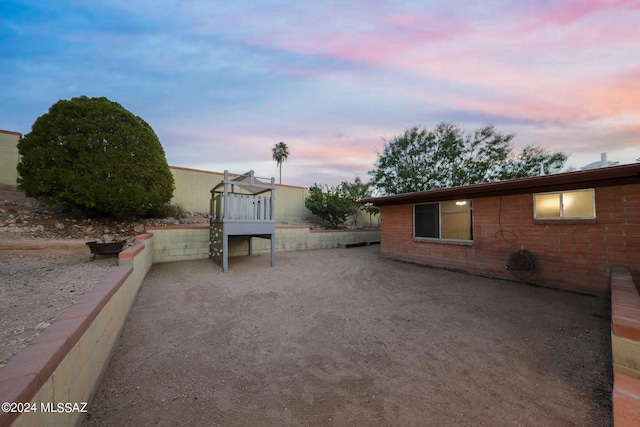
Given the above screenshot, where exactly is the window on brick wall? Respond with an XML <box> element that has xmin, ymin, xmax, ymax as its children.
<box><xmin>414</xmin><ymin>200</ymin><xmax>473</xmax><ymax>241</ymax></box>
<box><xmin>533</xmin><ymin>189</ymin><xmax>595</xmax><ymax>219</ymax></box>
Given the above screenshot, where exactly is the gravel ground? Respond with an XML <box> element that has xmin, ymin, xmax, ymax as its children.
<box><xmin>0</xmin><ymin>251</ymin><xmax>117</xmax><ymax>367</ymax></box>
<box><xmin>85</xmin><ymin>245</ymin><xmax>612</xmax><ymax>426</ymax></box>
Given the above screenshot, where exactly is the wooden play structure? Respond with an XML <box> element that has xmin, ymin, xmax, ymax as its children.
<box><xmin>210</xmin><ymin>170</ymin><xmax>276</xmax><ymax>272</ymax></box>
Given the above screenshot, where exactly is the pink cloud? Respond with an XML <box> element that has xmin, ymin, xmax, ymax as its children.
<box><xmin>167</xmin><ymin>2</ymin><xmax>640</xmax><ymax>182</ymax></box>
<box><xmin>520</xmin><ymin>0</ymin><xmax>640</xmax><ymax>28</ymax></box>
<box><xmin>576</xmin><ymin>68</ymin><xmax>640</xmax><ymax>117</ymax></box>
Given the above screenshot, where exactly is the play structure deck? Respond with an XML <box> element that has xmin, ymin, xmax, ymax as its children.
<box><xmin>210</xmin><ymin>170</ymin><xmax>276</xmax><ymax>272</ymax></box>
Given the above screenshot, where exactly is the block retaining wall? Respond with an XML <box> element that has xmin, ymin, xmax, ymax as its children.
<box><xmin>147</xmin><ymin>225</ymin><xmax>381</xmax><ymax>263</ymax></box>
<box><xmin>611</xmin><ymin>266</ymin><xmax>640</xmax><ymax>426</ymax></box>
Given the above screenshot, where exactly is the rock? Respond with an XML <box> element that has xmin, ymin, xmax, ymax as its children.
<box><xmin>35</xmin><ymin>321</ymin><xmax>51</xmax><ymax>330</ymax></box>
<box><xmin>54</xmin><ymin>222</ymin><xmax>65</xmax><ymax>230</ymax></box>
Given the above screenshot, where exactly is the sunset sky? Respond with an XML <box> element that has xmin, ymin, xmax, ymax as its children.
<box><xmin>2</xmin><ymin>0</ymin><xmax>639</xmax><ymax>187</ymax></box>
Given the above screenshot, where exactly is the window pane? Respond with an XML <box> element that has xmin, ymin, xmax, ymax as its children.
<box><xmin>534</xmin><ymin>193</ymin><xmax>560</xmax><ymax>218</ymax></box>
<box><xmin>441</xmin><ymin>200</ymin><xmax>472</xmax><ymax>211</ymax></box>
<box><xmin>563</xmin><ymin>190</ymin><xmax>594</xmax><ymax>218</ymax></box>
<box><xmin>441</xmin><ymin>210</ymin><xmax>472</xmax><ymax>240</ymax></box>
<box><xmin>415</xmin><ymin>203</ymin><xmax>439</xmax><ymax>238</ymax></box>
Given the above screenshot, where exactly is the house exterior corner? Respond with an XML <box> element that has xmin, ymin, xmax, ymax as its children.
<box><xmin>367</xmin><ymin>165</ymin><xmax>640</xmax><ymax>296</ymax></box>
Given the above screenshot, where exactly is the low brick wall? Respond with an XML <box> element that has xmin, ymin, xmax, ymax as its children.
<box><xmin>0</xmin><ymin>234</ymin><xmax>154</xmax><ymax>427</ymax></box>
<box><xmin>611</xmin><ymin>266</ymin><xmax>640</xmax><ymax>426</ymax></box>
<box><xmin>147</xmin><ymin>225</ymin><xmax>381</xmax><ymax>263</ymax></box>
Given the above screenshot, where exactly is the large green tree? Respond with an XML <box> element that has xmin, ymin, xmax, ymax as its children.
<box><xmin>17</xmin><ymin>96</ymin><xmax>174</xmax><ymax>216</ymax></box>
<box><xmin>369</xmin><ymin>122</ymin><xmax>567</xmax><ymax>195</ymax></box>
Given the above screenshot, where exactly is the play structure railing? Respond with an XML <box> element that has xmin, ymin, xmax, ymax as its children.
<box><xmin>210</xmin><ymin>170</ymin><xmax>276</xmax><ymax>224</ymax></box>
<box><xmin>210</xmin><ymin>170</ymin><xmax>277</xmax><ymax>272</ymax></box>
<box><xmin>213</xmin><ymin>193</ymin><xmax>274</xmax><ymax>222</ymax></box>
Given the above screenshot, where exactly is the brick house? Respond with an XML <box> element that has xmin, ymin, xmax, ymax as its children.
<box><xmin>361</xmin><ymin>163</ymin><xmax>640</xmax><ymax>296</ymax></box>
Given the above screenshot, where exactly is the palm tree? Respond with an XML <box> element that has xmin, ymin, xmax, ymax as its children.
<box><xmin>272</xmin><ymin>141</ymin><xmax>289</xmax><ymax>184</ymax></box>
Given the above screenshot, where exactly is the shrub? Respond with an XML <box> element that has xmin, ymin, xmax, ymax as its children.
<box><xmin>17</xmin><ymin>96</ymin><xmax>174</xmax><ymax>216</ymax></box>
<box><xmin>305</xmin><ymin>183</ymin><xmax>353</xmax><ymax>228</ymax></box>
<box><xmin>161</xmin><ymin>203</ymin><xmax>186</xmax><ymax>218</ymax></box>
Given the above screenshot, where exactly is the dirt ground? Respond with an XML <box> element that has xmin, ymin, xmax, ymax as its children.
<box><xmin>84</xmin><ymin>245</ymin><xmax>612</xmax><ymax>427</ymax></box>
<box><xmin>0</xmin><ymin>246</ymin><xmax>117</xmax><ymax>367</ymax></box>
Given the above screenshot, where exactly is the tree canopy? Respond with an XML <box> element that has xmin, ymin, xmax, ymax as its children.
<box><xmin>337</xmin><ymin>177</ymin><xmax>372</xmax><ymax>226</ymax></box>
<box><xmin>368</xmin><ymin>122</ymin><xmax>567</xmax><ymax>195</ymax></box>
<box><xmin>17</xmin><ymin>96</ymin><xmax>175</xmax><ymax>216</ymax></box>
<box><xmin>305</xmin><ymin>183</ymin><xmax>353</xmax><ymax>228</ymax></box>
<box><xmin>305</xmin><ymin>177</ymin><xmax>377</xmax><ymax>228</ymax></box>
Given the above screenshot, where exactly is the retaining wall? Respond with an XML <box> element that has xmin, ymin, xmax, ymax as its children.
<box><xmin>147</xmin><ymin>225</ymin><xmax>380</xmax><ymax>263</ymax></box>
<box><xmin>229</xmin><ymin>227</ymin><xmax>381</xmax><ymax>257</ymax></box>
<box><xmin>611</xmin><ymin>266</ymin><xmax>640</xmax><ymax>426</ymax></box>
<box><xmin>146</xmin><ymin>225</ymin><xmax>210</xmax><ymax>263</ymax></box>
<box><xmin>0</xmin><ymin>234</ymin><xmax>154</xmax><ymax>427</ymax></box>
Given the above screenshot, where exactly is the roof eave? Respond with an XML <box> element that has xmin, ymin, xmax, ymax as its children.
<box><xmin>360</xmin><ymin>163</ymin><xmax>640</xmax><ymax>206</ymax></box>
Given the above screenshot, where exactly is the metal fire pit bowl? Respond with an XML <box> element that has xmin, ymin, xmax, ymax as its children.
<box><xmin>86</xmin><ymin>240</ymin><xmax>127</xmax><ymax>261</ymax></box>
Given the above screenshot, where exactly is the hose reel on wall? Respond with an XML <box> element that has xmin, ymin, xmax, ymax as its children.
<box><xmin>506</xmin><ymin>249</ymin><xmax>537</xmax><ymax>280</ymax></box>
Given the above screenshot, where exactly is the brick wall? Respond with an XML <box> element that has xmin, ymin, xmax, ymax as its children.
<box><xmin>380</xmin><ymin>183</ymin><xmax>640</xmax><ymax>295</ymax></box>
